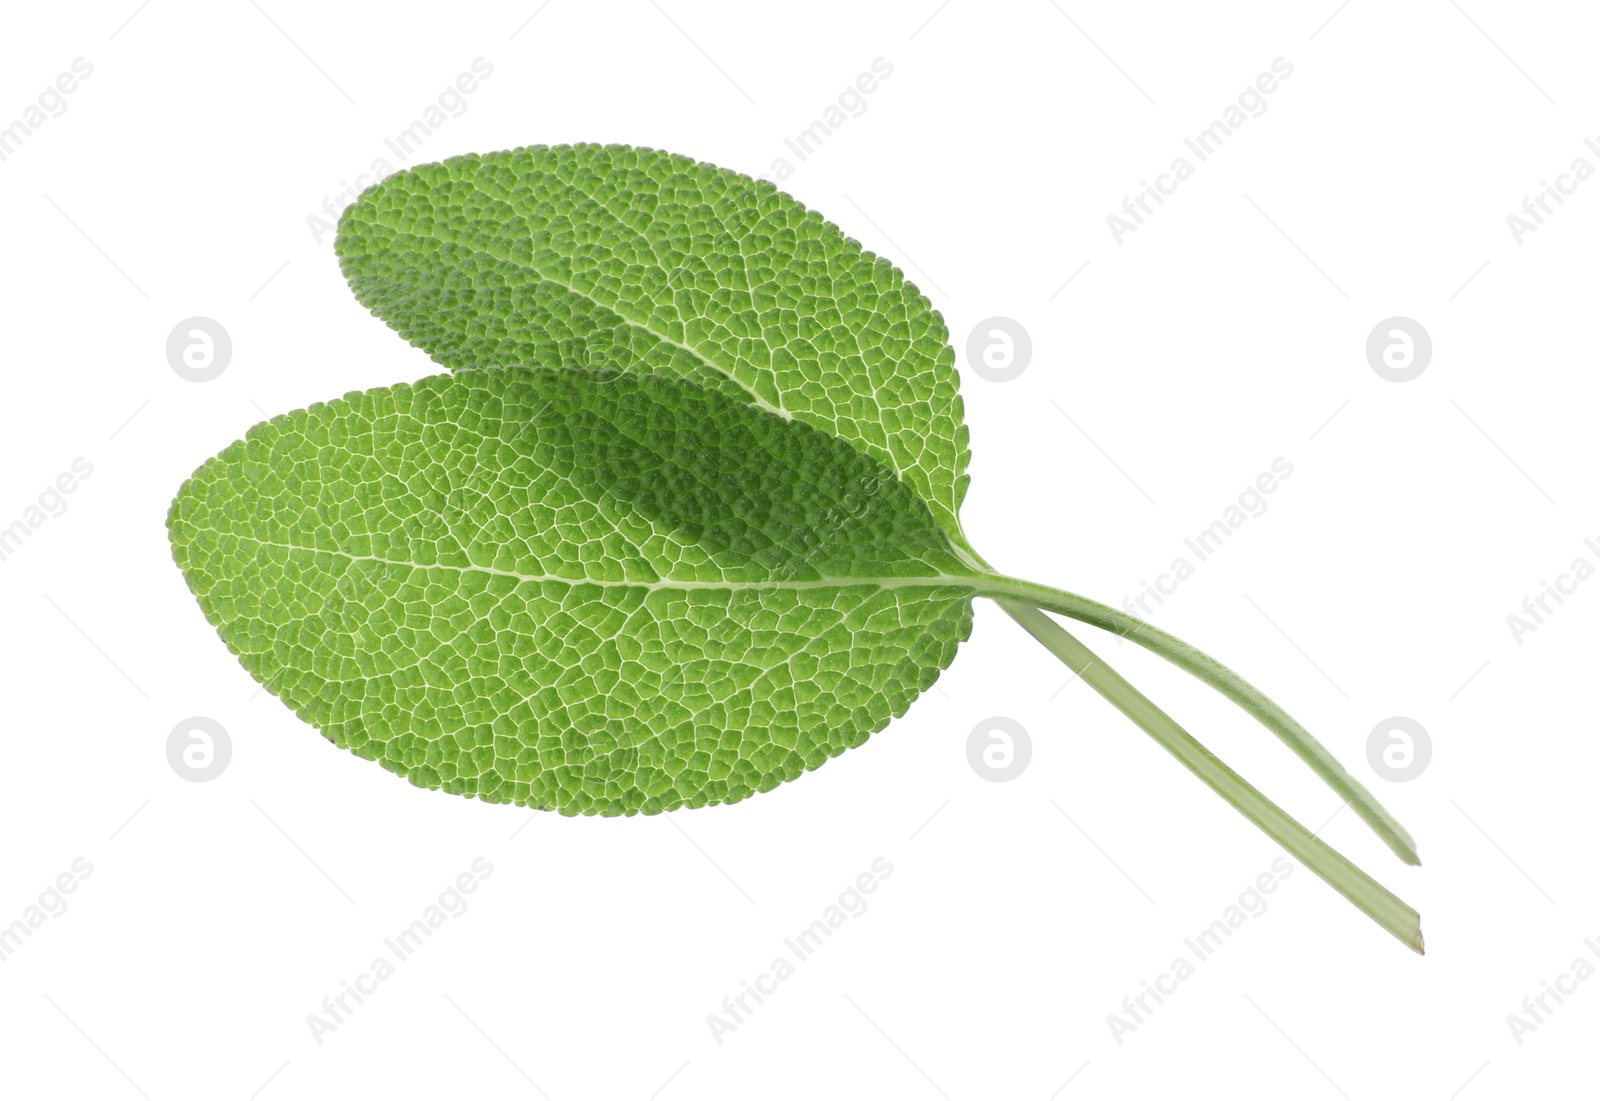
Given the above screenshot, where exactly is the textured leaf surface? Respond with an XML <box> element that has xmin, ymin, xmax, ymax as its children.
<box><xmin>335</xmin><ymin>143</ymin><xmax>972</xmax><ymax>542</ymax></box>
<box><xmin>168</xmin><ymin>367</ymin><xmax>978</xmax><ymax>815</ymax></box>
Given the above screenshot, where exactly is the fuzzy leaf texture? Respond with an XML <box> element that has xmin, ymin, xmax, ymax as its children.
<box><xmin>334</xmin><ymin>142</ymin><xmax>973</xmax><ymax>545</ymax></box>
<box><xmin>325</xmin><ymin>144</ymin><xmax>1424</xmax><ymax>949</ymax></box>
<box><xmin>332</xmin><ymin>143</ymin><xmax>1418</xmax><ymax>866</ymax></box>
<box><xmin>168</xmin><ymin>366</ymin><xmax>981</xmax><ymax>815</ymax></box>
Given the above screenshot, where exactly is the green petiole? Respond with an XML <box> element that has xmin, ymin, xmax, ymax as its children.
<box><xmin>970</xmin><ymin>572</ymin><xmax>1419</xmax><ymax>867</ymax></box>
<box><xmin>995</xmin><ymin>599</ymin><xmax>1422</xmax><ymax>953</ymax></box>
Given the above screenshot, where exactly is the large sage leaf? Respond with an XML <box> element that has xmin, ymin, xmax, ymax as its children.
<box><xmin>168</xmin><ymin>366</ymin><xmax>978</xmax><ymax>814</ymax></box>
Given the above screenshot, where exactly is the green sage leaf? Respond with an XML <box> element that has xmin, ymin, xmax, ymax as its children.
<box><xmin>168</xmin><ymin>365</ymin><xmax>979</xmax><ymax>815</ymax></box>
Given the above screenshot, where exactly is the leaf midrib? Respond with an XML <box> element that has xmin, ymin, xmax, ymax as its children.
<box><xmin>386</xmin><ymin>174</ymin><xmax>964</xmax><ymax>530</ymax></box>
<box><xmin>386</xmin><ymin>201</ymin><xmax>797</xmax><ymax>424</ymax></box>
<box><xmin>204</xmin><ymin>530</ymin><xmax>986</xmax><ymax>593</ymax></box>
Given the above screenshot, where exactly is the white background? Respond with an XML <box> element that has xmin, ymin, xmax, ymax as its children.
<box><xmin>2</xmin><ymin>2</ymin><xmax>1596</xmax><ymax>1098</ymax></box>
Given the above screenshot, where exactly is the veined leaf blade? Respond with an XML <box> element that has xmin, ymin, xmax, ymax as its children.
<box><xmin>334</xmin><ymin>142</ymin><xmax>972</xmax><ymax>541</ymax></box>
<box><xmin>168</xmin><ymin>366</ymin><xmax>978</xmax><ymax>814</ymax></box>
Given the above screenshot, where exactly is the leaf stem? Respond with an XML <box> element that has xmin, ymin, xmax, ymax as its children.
<box><xmin>996</xmin><ymin>600</ymin><xmax>1422</xmax><ymax>953</ymax></box>
<box><xmin>971</xmin><ymin>573</ymin><xmax>1419</xmax><ymax>867</ymax></box>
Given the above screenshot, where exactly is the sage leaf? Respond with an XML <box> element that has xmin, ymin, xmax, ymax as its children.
<box><xmin>334</xmin><ymin>143</ymin><xmax>972</xmax><ymax>545</ymax></box>
<box><xmin>166</xmin><ymin>143</ymin><xmax>1426</xmax><ymax>952</ymax></box>
<box><xmin>168</xmin><ymin>365</ymin><xmax>979</xmax><ymax>815</ymax></box>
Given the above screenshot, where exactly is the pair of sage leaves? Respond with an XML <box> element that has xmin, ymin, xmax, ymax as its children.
<box><xmin>167</xmin><ymin>144</ymin><xmax>1420</xmax><ymax>951</ymax></box>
